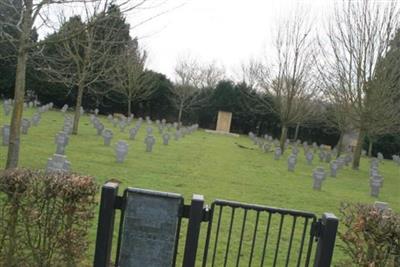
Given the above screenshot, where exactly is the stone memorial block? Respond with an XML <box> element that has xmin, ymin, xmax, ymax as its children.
<box><xmin>102</xmin><ymin>129</ymin><xmax>113</xmax><ymax>146</ymax></box>
<box><xmin>274</xmin><ymin>147</ymin><xmax>282</xmax><ymax>160</ymax></box>
<box><xmin>146</xmin><ymin>127</ymin><xmax>153</xmax><ymax>135</ymax></box>
<box><xmin>80</xmin><ymin>106</ymin><xmax>84</xmax><ymax>116</ymax></box>
<box><xmin>292</xmin><ymin>146</ymin><xmax>299</xmax><ymax>155</ymax></box>
<box><xmin>115</xmin><ymin>141</ymin><xmax>129</xmax><ymax>163</ymax></box>
<box><xmin>162</xmin><ymin>133</ymin><xmax>170</xmax><ymax>145</ymax></box>
<box><xmin>392</xmin><ymin>155</ymin><xmax>400</xmax><ymax>166</ymax></box>
<box><xmin>287</xmin><ymin>155</ymin><xmax>296</xmax><ymax>172</ymax></box>
<box><xmin>2</xmin><ymin>125</ymin><xmax>10</xmax><ymax>146</ymax></box>
<box><xmin>31</xmin><ymin>113</ymin><xmax>41</xmax><ymax>126</ymax></box>
<box><xmin>161</xmin><ymin>119</ymin><xmax>166</xmax><ymax>126</ymax></box>
<box><xmin>96</xmin><ymin>123</ymin><xmax>105</xmax><ymax>136</ymax></box>
<box><xmin>118</xmin><ymin>188</ymin><xmax>183</xmax><ymax>267</ymax></box>
<box><xmin>336</xmin><ymin>157</ymin><xmax>345</xmax><ymax>169</ymax></box>
<box><xmin>313</xmin><ymin>167</ymin><xmax>326</xmax><ymax>190</ymax></box>
<box><xmin>107</xmin><ymin>114</ymin><xmax>113</xmax><ymax>122</ymax></box>
<box><xmin>46</xmin><ymin>154</ymin><xmax>71</xmax><ymax>173</ymax></box>
<box><xmin>94</xmin><ymin>108</ymin><xmax>99</xmax><ymax>115</ymax></box>
<box><xmin>306</xmin><ymin>151</ymin><xmax>313</xmax><ymax>165</ymax></box>
<box><xmin>344</xmin><ymin>154</ymin><xmax>352</xmax><ymax>166</ymax></box>
<box><xmin>370</xmin><ymin>174</ymin><xmax>383</xmax><ymax>197</ymax></box>
<box><xmin>369</xmin><ymin>166</ymin><xmax>379</xmax><ymax>177</ymax></box>
<box><xmin>55</xmin><ymin>131</ymin><xmax>69</xmax><ymax>154</ymax></box>
<box><xmin>128</xmin><ymin>128</ymin><xmax>137</xmax><ymax>140</ymax></box>
<box><xmin>377</xmin><ymin>152</ymin><xmax>384</xmax><ymax>162</ymax></box>
<box><xmin>3</xmin><ymin>104</ymin><xmax>11</xmax><ymax>116</ymax></box>
<box><xmin>21</xmin><ymin>118</ymin><xmax>31</xmax><ymax>134</ymax></box>
<box><xmin>144</xmin><ymin>135</ymin><xmax>156</xmax><ymax>152</ymax></box>
<box><xmin>330</xmin><ymin>161</ymin><xmax>338</xmax><ymax>177</ymax></box>
<box><xmin>370</xmin><ymin>158</ymin><xmax>379</xmax><ymax>169</ymax></box>
<box><xmin>28</xmin><ymin>101</ymin><xmax>33</xmax><ymax>108</ymax></box>
<box><xmin>173</xmin><ymin>122</ymin><xmax>178</xmax><ymax>129</ymax></box>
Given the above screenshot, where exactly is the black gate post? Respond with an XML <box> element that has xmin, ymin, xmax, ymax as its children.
<box><xmin>93</xmin><ymin>182</ymin><xmax>119</xmax><ymax>267</ymax></box>
<box><xmin>182</xmin><ymin>194</ymin><xmax>205</xmax><ymax>267</ymax></box>
<box><xmin>313</xmin><ymin>213</ymin><xmax>339</xmax><ymax>267</ymax></box>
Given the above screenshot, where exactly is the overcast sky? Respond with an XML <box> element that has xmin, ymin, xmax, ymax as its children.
<box><xmin>129</xmin><ymin>0</ymin><xmax>333</xmax><ymax>81</ymax></box>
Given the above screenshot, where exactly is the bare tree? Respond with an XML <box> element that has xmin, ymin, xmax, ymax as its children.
<box><xmin>319</xmin><ymin>0</ymin><xmax>400</xmax><ymax>169</ymax></box>
<box><xmin>246</xmin><ymin>10</ymin><xmax>317</xmax><ymax>152</ymax></box>
<box><xmin>169</xmin><ymin>56</ymin><xmax>205</xmax><ymax>127</ymax></box>
<box><xmin>111</xmin><ymin>38</ymin><xmax>155</xmax><ymax>116</ymax></box>
<box><xmin>198</xmin><ymin>61</ymin><xmax>225</xmax><ymax>89</ymax></box>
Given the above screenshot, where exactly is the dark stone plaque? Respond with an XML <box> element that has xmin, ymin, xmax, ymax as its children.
<box><xmin>118</xmin><ymin>188</ymin><xmax>183</xmax><ymax>267</ymax></box>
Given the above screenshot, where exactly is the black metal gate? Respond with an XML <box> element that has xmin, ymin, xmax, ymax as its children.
<box><xmin>94</xmin><ymin>183</ymin><xmax>338</xmax><ymax>267</ymax></box>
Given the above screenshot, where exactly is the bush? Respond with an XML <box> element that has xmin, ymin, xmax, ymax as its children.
<box><xmin>338</xmin><ymin>202</ymin><xmax>400</xmax><ymax>267</ymax></box>
<box><xmin>0</xmin><ymin>169</ymin><xmax>97</xmax><ymax>267</ymax></box>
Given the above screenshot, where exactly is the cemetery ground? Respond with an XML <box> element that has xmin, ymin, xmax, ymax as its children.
<box><xmin>1</xmin><ymin>104</ymin><xmax>399</xmax><ymax>266</ymax></box>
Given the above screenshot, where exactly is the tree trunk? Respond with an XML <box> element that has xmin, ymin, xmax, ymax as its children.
<box><xmin>293</xmin><ymin>122</ymin><xmax>300</xmax><ymax>141</ymax></box>
<box><xmin>279</xmin><ymin>124</ymin><xmax>288</xmax><ymax>152</ymax></box>
<box><xmin>127</xmin><ymin>100</ymin><xmax>132</xmax><ymax>117</ymax></box>
<box><xmin>6</xmin><ymin>1</ymin><xmax>32</xmax><ymax>169</ymax></box>
<box><xmin>336</xmin><ymin>131</ymin><xmax>344</xmax><ymax>158</ymax></box>
<box><xmin>352</xmin><ymin>129</ymin><xmax>365</xmax><ymax>170</ymax></box>
<box><xmin>368</xmin><ymin>138</ymin><xmax>373</xmax><ymax>157</ymax></box>
<box><xmin>177</xmin><ymin>104</ymin><xmax>183</xmax><ymax>129</ymax></box>
<box><xmin>72</xmin><ymin>83</ymin><xmax>84</xmax><ymax>135</ymax></box>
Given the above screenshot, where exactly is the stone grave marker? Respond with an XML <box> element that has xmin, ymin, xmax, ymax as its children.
<box><xmin>377</xmin><ymin>152</ymin><xmax>384</xmax><ymax>162</ymax></box>
<box><xmin>2</xmin><ymin>125</ymin><xmax>10</xmax><ymax>146</ymax></box>
<box><xmin>46</xmin><ymin>154</ymin><xmax>71</xmax><ymax>173</ymax></box>
<box><xmin>94</xmin><ymin>108</ymin><xmax>99</xmax><ymax>115</ymax></box>
<box><xmin>306</xmin><ymin>151</ymin><xmax>313</xmax><ymax>165</ymax></box>
<box><xmin>61</xmin><ymin>104</ymin><xmax>68</xmax><ymax>113</ymax></box>
<box><xmin>262</xmin><ymin>143</ymin><xmax>270</xmax><ymax>153</ymax></box>
<box><xmin>313</xmin><ymin>167</ymin><xmax>326</xmax><ymax>190</ymax></box>
<box><xmin>31</xmin><ymin>113</ymin><xmax>41</xmax><ymax>126</ymax></box>
<box><xmin>330</xmin><ymin>161</ymin><xmax>338</xmax><ymax>177</ymax></box>
<box><xmin>162</xmin><ymin>133</ymin><xmax>170</xmax><ymax>145</ymax></box>
<box><xmin>118</xmin><ymin>188</ymin><xmax>183</xmax><ymax>267</ymax></box>
<box><xmin>113</xmin><ymin>118</ymin><xmax>118</xmax><ymax>127</ymax></box>
<box><xmin>129</xmin><ymin>128</ymin><xmax>138</xmax><ymax>140</ymax></box>
<box><xmin>115</xmin><ymin>141</ymin><xmax>129</xmax><ymax>163</ymax></box>
<box><xmin>370</xmin><ymin>174</ymin><xmax>383</xmax><ymax>197</ymax></box>
<box><xmin>102</xmin><ymin>129</ymin><xmax>113</xmax><ymax>146</ymax></box>
<box><xmin>21</xmin><ymin>118</ymin><xmax>31</xmax><ymax>134</ymax></box>
<box><xmin>274</xmin><ymin>147</ymin><xmax>282</xmax><ymax>160</ymax></box>
<box><xmin>96</xmin><ymin>123</ymin><xmax>105</xmax><ymax>136</ymax></box>
<box><xmin>55</xmin><ymin>131</ymin><xmax>69</xmax><ymax>154</ymax></box>
<box><xmin>174</xmin><ymin>130</ymin><xmax>181</xmax><ymax>141</ymax></box>
<box><xmin>144</xmin><ymin>134</ymin><xmax>156</xmax><ymax>152</ymax></box>
<box><xmin>318</xmin><ymin>151</ymin><xmax>325</xmax><ymax>162</ymax></box>
<box><xmin>324</xmin><ymin>152</ymin><xmax>332</xmax><ymax>163</ymax></box>
<box><xmin>287</xmin><ymin>155</ymin><xmax>297</xmax><ymax>172</ymax></box>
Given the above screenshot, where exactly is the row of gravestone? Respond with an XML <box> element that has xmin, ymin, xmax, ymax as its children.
<box><xmin>2</xmin><ymin>99</ymin><xmax>42</xmax><ymax>116</ymax></box>
<box><xmin>45</xmin><ymin>108</ymin><xmax>199</xmax><ymax>172</ymax></box>
<box><xmin>1</xmin><ymin>102</ymin><xmax>54</xmax><ymax>146</ymax></box>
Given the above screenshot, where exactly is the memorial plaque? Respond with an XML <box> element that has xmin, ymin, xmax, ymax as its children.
<box><xmin>118</xmin><ymin>188</ymin><xmax>183</xmax><ymax>267</ymax></box>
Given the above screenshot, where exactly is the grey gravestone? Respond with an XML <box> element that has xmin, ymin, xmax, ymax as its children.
<box><xmin>107</xmin><ymin>114</ymin><xmax>113</xmax><ymax>122</ymax></box>
<box><xmin>370</xmin><ymin>174</ymin><xmax>383</xmax><ymax>197</ymax></box>
<box><xmin>306</xmin><ymin>151</ymin><xmax>313</xmax><ymax>165</ymax></box>
<box><xmin>330</xmin><ymin>161</ymin><xmax>338</xmax><ymax>177</ymax></box>
<box><xmin>318</xmin><ymin>151</ymin><xmax>325</xmax><ymax>162</ymax></box>
<box><xmin>162</xmin><ymin>133</ymin><xmax>170</xmax><ymax>145</ymax></box>
<box><xmin>274</xmin><ymin>147</ymin><xmax>282</xmax><ymax>160</ymax></box>
<box><xmin>115</xmin><ymin>141</ymin><xmax>129</xmax><ymax>163</ymax></box>
<box><xmin>287</xmin><ymin>155</ymin><xmax>296</xmax><ymax>172</ymax></box>
<box><xmin>28</xmin><ymin>101</ymin><xmax>33</xmax><ymax>108</ymax></box>
<box><xmin>31</xmin><ymin>113</ymin><xmax>41</xmax><ymax>126</ymax></box>
<box><xmin>102</xmin><ymin>129</ymin><xmax>113</xmax><ymax>146</ymax></box>
<box><xmin>21</xmin><ymin>118</ymin><xmax>31</xmax><ymax>134</ymax></box>
<box><xmin>96</xmin><ymin>123</ymin><xmax>104</xmax><ymax>136</ymax></box>
<box><xmin>362</xmin><ymin>150</ymin><xmax>367</xmax><ymax>156</ymax></box>
<box><xmin>61</xmin><ymin>104</ymin><xmax>68</xmax><ymax>113</ymax></box>
<box><xmin>392</xmin><ymin>155</ymin><xmax>400</xmax><ymax>166</ymax></box>
<box><xmin>55</xmin><ymin>131</ymin><xmax>69</xmax><ymax>154</ymax></box>
<box><xmin>146</xmin><ymin>127</ymin><xmax>153</xmax><ymax>135</ymax></box>
<box><xmin>46</xmin><ymin>154</ymin><xmax>71</xmax><ymax>173</ymax></box>
<box><xmin>118</xmin><ymin>188</ymin><xmax>183</xmax><ymax>267</ymax></box>
<box><xmin>80</xmin><ymin>106</ymin><xmax>84</xmax><ymax>116</ymax></box>
<box><xmin>113</xmin><ymin>118</ymin><xmax>118</xmax><ymax>127</ymax></box>
<box><xmin>377</xmin><ymin>152</ymin><xmax>384</xmax><ymax>162</ymax></box>
<box><xmin>292</xmin><ymin>146</ymin><xmax>299</xmax><ymax>155</ymax></box>
<box><xmin>94</xmin><ymin>108</ymin><xmax>99</xmax><ymax>115</ymax></box>
<box><xmin>344</xmin><ymin>154</ymin><xmax>352</xmax><ymax>166</ymax></box>
<box><xmin>1</xmin><ymin>125</ymin><xmax>10</xmax><ymax>146</ymax></box>
<box><xmin>374</xmin><ymin>201</ymin><xmax>389</xmax><ymax>211</ymax></box>
<box><xmin>262</xmin><ymin>143</ymin><xmax>270</xmax><ymax>153</ymax></box>
<box><xmin>161</xmin><ymin>119</ymin><xmax>166</xmax><ymax>126</ymax></box>
<box><xmin>129</xmin><ymin>128</ymin><xmax>138</xmax><ymax>140</ymax></box>
<box><xmin>370</xmin><ymin>158</ymin><xmax>379</xmax><ymax>169</ymax></box>
<box><xmin>144</xmin><ymin>135</ymin><xmax>156</xmax><ymax>152</ymax></box>
<box><xmin>120</xmin><ymin>121</ymin><xmax>127</xmax><ymax>132</ymax></box>
<box><xmin>313</xmin><ymin>167</ymin><xmax>326</xmax><ymax>190</ymax></box>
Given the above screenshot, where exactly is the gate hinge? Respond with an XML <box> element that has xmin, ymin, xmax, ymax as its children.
<box><xmin>181</xmin><ymin>204</ymin><xmax>211</xmax><ymax>222</ymax></box>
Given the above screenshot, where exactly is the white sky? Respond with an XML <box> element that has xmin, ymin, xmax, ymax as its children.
<box><xmin>129</xmin><ymin>0</ymin><xmax>334</xmax><ymax>81</ymax></box>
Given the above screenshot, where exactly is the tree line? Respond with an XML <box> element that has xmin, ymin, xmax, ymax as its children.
<box><xmin>1</xmin><ymin>0</ymin><xmax>400</xmax><ymax>170</ymax></box>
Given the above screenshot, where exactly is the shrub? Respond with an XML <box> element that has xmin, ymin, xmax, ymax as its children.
<box><xmin>338</xmin><ymin>202</ymin><xmax>400</xmax><ymax>267</ymax></box>
<box><xmin>0</xmin><ymin>168</ymin><xmax>97</xmax><ymax>267</ymax></box>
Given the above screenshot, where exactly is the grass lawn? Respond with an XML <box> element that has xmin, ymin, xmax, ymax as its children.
<box><xmin>1</xmin><ymin>104</ymin><xmax>399</xmax><ymax>266</ymax></box>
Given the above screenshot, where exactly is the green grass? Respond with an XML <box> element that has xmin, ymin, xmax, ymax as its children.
<box><xmin>1</xmin><ymin>104</ymin><xmax>399</xmax><ymax>266</ymax></box>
